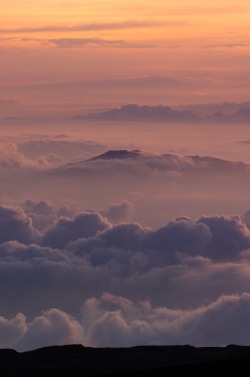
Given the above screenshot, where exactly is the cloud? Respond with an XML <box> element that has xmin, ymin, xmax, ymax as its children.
<box><xmin>82</xmin><ymin>292</ymin><xmax>250</xmax><ymax>348</ymax></box>
<box><xmin>0</xmin><ymin>142</ymin><xmax>37</xmax><ymax>170</ymax></box>
<box><xmin>0</xmin><ymin>141</ymin><xmax>72</xmax><ymax>172</ymax></box>
<box><xmin>18</xmin><ymin>138</ymin><xmax>106</xmax><ymax>163</ymax></box>
<box><xmin>2</xmin><ymin>292</ymin><xmax>250</xmax><ymax>351</ymax></box>
<box><xmin>200</xmin><ymin>43</ymin><xmax>250</xmax><ymax>49</ymax></box>
<box><xmin>86</xmin><ymin>104</ymin><xmax>197</xmax><ymax>122</ymax></box>
<box><xmin>16</xmin><ymin>308</ymin><xmax>83</xmax><ymax>351</ymax></box>
<box><xmin>0</xmin><ymin>20</ymin><xmax>168</xmax><ymax>35</ymax></box>
<box><xmin>1</xmin><ymin>200</ymin><xmax>250</xmax><ymax>349</ymax></box>
<box><xmin>100</xmin><ymin>200</ymin><xmax>134</xmax><ymax>223</ymax></box>
<box><xmin>24</xmin><ymin>199</ymin><xmax>54</xmax><ymax>216</ymax></box>
<box><xmin>46</xmin><ymin>38</ymin><xmax>135</xmax><ymax>49</ymax></box>
<box><xmin>145</xmin><ymin>218</ymin><xmax>212</xmax><ymax>256</ymax></box>
<box><xmin>42</xmin><ymin>211</ymin><xmax>111</xmax><ymax>249</ymax></box>
<box><xmin>198</xmin><ymin>215</ymin><xmax>250</xmax><ymax>260</ymax></box>
<box><xmin>0</xmin><ymin>313</ymin><xmax>26</xmax><ymax>348</ymax></box>
<box><xmin>53</xmin><ymin>149</ymin><xmax>249</xmax><ymax>181</ymax></box>
<box><xmin>23</xmin><ymin>199</ymin><xmax>56</xmax><ymax>231</ymax></box>
<box><xmin>0</xmin><ymin>205</ymin><xmax>38</xmax><ymax>244</ymax></box>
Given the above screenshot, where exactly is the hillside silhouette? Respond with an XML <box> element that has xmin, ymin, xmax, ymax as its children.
<box><xmin>1</xmin><ymin>344</ymin><xmax>250</xmax><ymax>376</ymax></box>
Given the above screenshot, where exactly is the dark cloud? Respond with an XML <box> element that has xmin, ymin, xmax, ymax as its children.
<box><xmin>42</xmin><ymin>212</ymin><xmax>111</xmax><ymax>249</ymax></box>
<box><xmin>83</xmin><ymin>103</ymin><xmax>250</xmax><ymax>124</ymax></box>
<box><xmin>100</xmin><ymin>222</ymin><xmax>148</xmax><ymax>249</ymax></box>
<box><xmin>0</xmin><ymin>205</ymin><xmax>38</xmax><ymax>244</ymax></box>
<box><xmin>1</xmin><ymin>200</ymin><xmax>250</xmax><ymax>350</ymax></box>
<box><xmin>69</xmin><ymin>212</ymin><xmax>250</xmax><ymax>265</ymax></box>
<box><xmin>198</xmin><ymin>215</ymin><xmax>250</xmax><ymax>260</ymax></box>
<box><xmin>145</xmin><ymin>218</ymin><xmax>212</xmax><ymax>255</ymax></box>
<box><xmin>86</xmin><ymin>104</ymin><xmax>197</xmax><ymax>122</ymax></box>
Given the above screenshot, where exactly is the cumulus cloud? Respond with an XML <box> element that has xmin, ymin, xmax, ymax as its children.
<box><xmin>0</xmin><ymin>141</ymin><xmax>72</xmax><ymax>172</ymax></box>
<box><xmin>0</xmin><ymin>313</ymin><xmax>26</xmax><ymax>348</ymax></box>
<box><xmin>198</xmin><ymin>215</ymin><xmax>250</xmax><ymax>260</ymax></box>
<box><xmin>2</xmin><ymin>292</ymin><xmax>250</xmax><ymax>351</ymax></box>
<box><xmin>23</xmin><ymin>199</ymin><xmax>56</xmax><ymax>231</ymax></box>
<box><xmin>100</xmin><ymin>200</ymin><xmax>134</xmax><ymax>223</ymax></box>
<box><xmin>42</xmin><ymin>211</ymin><xmax>111</xmax><ymax>248</ymax></box>
<box><xmin>16</xmin><ymin>308</ymin><xmax>83</xmax><ymax>351</ymax></box>
<box><xmin>0</xmin><ymin>205</ymin><xmax>38</xmax><ymax>244</ymax></box>
<box><xmin>82</xmin><ymin>292</ymin><xmax>250</xmax><ymax>348</ymax></box>
<box><xmin>70</xmin><ymin>213</ymin><xmax>250</xmax><ymax>262</ymax></box>
<box><xmin>145</xmin><ymin>218</ymin><xmax>212</xmax><ymax>256</ymax></box>
<box><xmin>0</xmin><ymin>142</ymin><xmax>37</xmax><ymax>170</ymax></box>
<box><xmin>24</xmin><ymin>199</ymin><xmax>54</xmax><ymax>216</ymax></box>
<box><xmin>1</xmin><ymin>200</ymin><xmax>250</xmax><ymax>350</ymax></box>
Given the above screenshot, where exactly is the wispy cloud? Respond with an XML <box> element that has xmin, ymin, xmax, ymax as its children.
<box><xmin>0</xmin><ymin>36</ymin><xmax>155</xmax><ymax>49</ymax></box>
<box><xmin>0</xmin><ymin>20</ymin><xmax>170</xmax><ymax>34</ymax></box>
<box><xmin>200</xmin><ymin>42</ymin><xmax>250</xmax><ymax>49</ymax></box>
<box><xmin>46</xmin><ymin>38</ymin><xmax>154</xmax><ymax>48</ymax></box>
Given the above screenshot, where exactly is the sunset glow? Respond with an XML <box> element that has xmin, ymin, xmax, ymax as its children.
<box><xmin>1</xmin><ymin>0</ymin><xmax>250</xmax><ymax>353</ymax></box>
<box><xmin>1</xmin><ymin>0</ymin><xmax>250</xmax><ymax>91</ymax></box>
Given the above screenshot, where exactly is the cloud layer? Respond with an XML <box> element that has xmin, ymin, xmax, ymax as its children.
<box><xmin>0</xmin><ymin>200</ymin><xmax>250</xmax><ymax>350</ymax></box>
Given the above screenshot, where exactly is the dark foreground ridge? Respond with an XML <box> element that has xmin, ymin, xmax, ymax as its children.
<box><xmin>1</xmin><ymin>345</ymin><xmax>250</xmax><ymax>376</ymax></box>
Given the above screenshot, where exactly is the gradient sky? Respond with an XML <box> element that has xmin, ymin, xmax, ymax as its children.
<box><xmin>1</xmin><ymin>0</ymin><xmax>250</xmax><ymax>87</ymax></box>
<box><xmin>2</xmin><ymin>1</ymin><xmax>250</xmax><ymax>352</ymax></box>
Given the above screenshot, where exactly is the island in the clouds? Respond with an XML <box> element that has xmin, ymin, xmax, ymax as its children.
<box><xmin>53</xmin><ymin>149</ymin><xmax>249</xmax><ymax>176</ymax></box>
<box><xmin>1</xmin><ymin>344</ymin><xmax>250</xmax><ymax>376</ymax></box>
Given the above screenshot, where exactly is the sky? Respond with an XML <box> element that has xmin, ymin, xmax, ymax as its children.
<box><xmin>1</xmin><ymin>0</ymin><xmax>250</xmax><ymax>91</ymax></box>
<box><xmin>1</xmin><ymin>1</ymin><xmax>250</xmax><ymax>353</ymax></box>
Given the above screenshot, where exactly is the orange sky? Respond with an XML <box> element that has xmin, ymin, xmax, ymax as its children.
<box><xmin>0</xmin><ymin>0</ymin><xmax>250</xmax><ymax>102</ymax></box>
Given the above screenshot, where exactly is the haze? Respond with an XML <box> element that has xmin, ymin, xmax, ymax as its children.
<box><xmin>1</xmin><ymin>0</ymin><xmax>250</xmax><ymax>352</ymax></box>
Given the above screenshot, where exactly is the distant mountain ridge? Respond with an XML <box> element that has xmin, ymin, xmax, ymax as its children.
<box><xmin>40</xmin><ymin>149</ymin><xmax>250</xmax><ymax>178</ymax></box>
<box><xmin>83</xmin><ymin>103</ymin><xmax>250</xmax><ymax>123</ymax></box>
<box><xmin>1</xmin><ymin>344</ymin><xmax>250</xmax><ymax>376</ymax></box>
<box><xmin>50</xmin><ymin>149</ymin><xmax>250</xmax><ymax>178</ymax></box>
<box><xmin>88</xmin><ymin>149</ymin><xmax>144</xmax><ymax>161</ymax></box>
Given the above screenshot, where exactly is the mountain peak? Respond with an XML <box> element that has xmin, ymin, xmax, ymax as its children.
<box><xmin>88</xmin><ymin>149</ymin><xmax>143</xmax><ymax>161</ymax></box>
